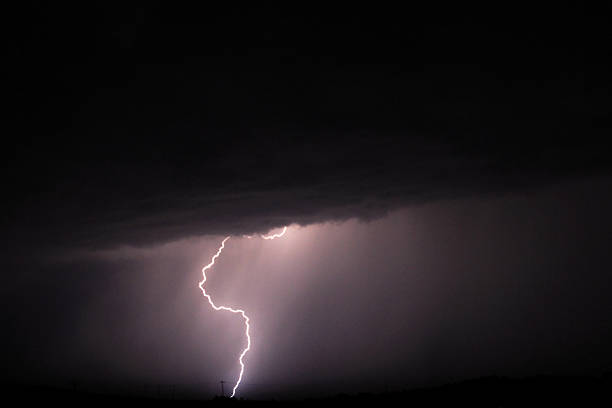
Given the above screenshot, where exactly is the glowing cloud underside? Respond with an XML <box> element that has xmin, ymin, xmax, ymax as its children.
<box><xmin>261</xmin><ymin>226</ymin><xmax>287</xmax><ymax>240</ymax></box>
<box><xmin>198</xmin><ymin>228</ymin><xmax>287</xmax><ymax>397</ymax></box>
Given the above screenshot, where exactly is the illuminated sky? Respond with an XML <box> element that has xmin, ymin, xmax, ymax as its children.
<box><xmin>2</xmin><ymin>3</ymin><xmax>612</xmax><ymax>400</ymax></box>
<box><xmin>4</xmin><ymin>177</ymin><xmax>612</xmax><ymax>398</ymax></box>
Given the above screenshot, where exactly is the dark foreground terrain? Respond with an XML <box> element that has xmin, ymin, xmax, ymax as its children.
<box><xmin>4</xmin><ymin>375</ymin><xmax>612</xmax><ymax>407</ymax></box>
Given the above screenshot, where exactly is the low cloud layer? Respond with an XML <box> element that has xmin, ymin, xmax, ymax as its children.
<box><xmin>3</xmin><ymin>129</ymin><xmax>610</xmax><ymax>253</ymax></box>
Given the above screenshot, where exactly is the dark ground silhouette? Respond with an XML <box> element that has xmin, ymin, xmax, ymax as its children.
<box><xmin>4</xmin><ymin>374</ymin><xmax>611</xmax><ymax>407</ymax></box>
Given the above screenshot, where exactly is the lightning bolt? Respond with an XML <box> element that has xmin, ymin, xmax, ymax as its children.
<box><xmin>261</xmin><ymin>226</ymin><xmax>287</xmax><ymax>240</ymax></box>
<box><xmin>198</xmin><ymin>227</ymin><xmax>287</xmax><ymax>398</ymax></box>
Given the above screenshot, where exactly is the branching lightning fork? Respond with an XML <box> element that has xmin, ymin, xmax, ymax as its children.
<box><xmin>198</xmin><ymin>227</ymin><xmax>287</xmax><ymax>397</ymax></box>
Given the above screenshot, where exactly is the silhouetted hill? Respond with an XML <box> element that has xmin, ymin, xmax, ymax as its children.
<box><xmin>299</xmin><ymin>375</ymin><xmax>612</xmax><ymax>407</ymax></box>
<box><xmin>4</xmin><ymin>374</ymin><xmax>611</xmax><ymax>407</ymax></box>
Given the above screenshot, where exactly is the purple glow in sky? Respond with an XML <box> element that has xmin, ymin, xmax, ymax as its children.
<box><xmin>7</xmin><ymin>176</ymin><xmax>606</xmax><ymax>399</ymax></box>
<box><xmin>4</xmin><ymin>5</ymin><xmax>612</xmax><ymax>404</ymax></box>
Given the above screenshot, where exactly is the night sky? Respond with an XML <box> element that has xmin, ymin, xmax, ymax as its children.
<box><xmin>3</xmin><ymin>3</ymin><xmax>612</xmax><ymax>400</ymax></box>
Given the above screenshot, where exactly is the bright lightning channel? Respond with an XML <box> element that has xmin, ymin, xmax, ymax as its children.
<box><xmin>261</xmin><ymin>226</ymin><xmax>287</xmax><ymax>240</ymax></box>
<box><xmin>198</xmin><ymin>227</ymin><xmax>287</xmax><ymax>397</ymax></box>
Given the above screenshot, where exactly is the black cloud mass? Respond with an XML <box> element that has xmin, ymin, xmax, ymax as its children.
<box><xmin>3</xmin><ymin>4</ymin><xmax>611</xmax><ymax>252</ymax></box>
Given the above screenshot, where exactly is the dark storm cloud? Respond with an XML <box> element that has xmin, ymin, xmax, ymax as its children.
<box><xmin>6</xmin><ymin>128</ymin><xmax>608</xmax><ymax>253</ymax></box>
<box><xmin>3</xmin><ymin>5</ymin><xmax>612</xmax><ymax>398</ymax></box>
<box><xmin>3</xmin><ymin>4</ymin><xmax>611</xmax><ymax>252</ymax></box>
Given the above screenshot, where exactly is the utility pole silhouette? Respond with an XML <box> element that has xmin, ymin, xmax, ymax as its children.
<box><xmin>220</xmin><ymin>380</ymin><xmax>226</xmax><ymax>397</ymax></box>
